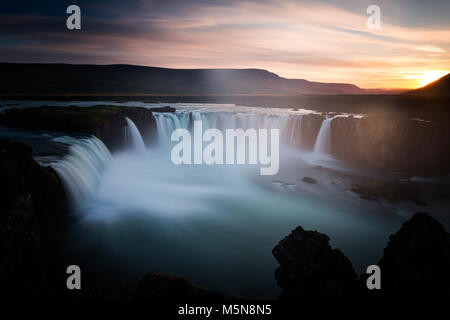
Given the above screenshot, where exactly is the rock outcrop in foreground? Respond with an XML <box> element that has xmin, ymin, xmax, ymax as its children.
<box><xmin>136</xmin><ymin>272</ymin><xmax>223</xmax><ymax>301</ymax></box>
<box><xmin>0</xmin><ymin>139</ymin><xmax>64</xmax><ymax>298</ymax></box>
<box><xmin>273</xmin><ymin>212</ymin><xmax>450</xmax><ymax>299</ymax></box>
<box><xmin>272</xmin><ymin>226</ymin><xmax>358</xmax><ymax>298</ymax></box>
<box><xmin>379</xmin><ymin>212</ymin><xmax>450</xmax><ymax>298</ymax></box>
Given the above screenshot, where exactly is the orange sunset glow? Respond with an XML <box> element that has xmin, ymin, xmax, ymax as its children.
<box><xmin>1</xmin><ymin>0</ymin><xmax>449</xmax><ymax>89</ymax></box>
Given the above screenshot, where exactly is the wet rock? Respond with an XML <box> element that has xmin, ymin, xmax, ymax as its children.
<box><xmin>301</xmin><ymin>176</ymin><xmax>317</xmax><ymax>184</ymax></box>
<box><xmin>136</xmin><ymin>272</ymin><xmax>223</xmax><ymax>301</ymax></box>
<box><xmin>272</xmin><ymin>226</ymin><xmax>357</xmax><ymax>298</ymax></box>
<box><xmin>0</xmin><ymin>167</ymin><xmax>45</xmax><ymax>298</ymax></box>
<box><xmin>0</xmin><ymin>139</ymin><xmax>65</xmax><ymax>298</ymax></box>
<box><xmin>47</xmin><ymin>265</ymin><xmax>134</xmax><ymax>300</ymax></box>
<box><xmin>379</xmin><ymin>212</ymin><xmax>450</xmax><ymax>298</ymax></box>
<box><xmin>300</xmin><ymin>114</ymin><xmax>325</xmax><ymax>149</ymax></box>
<box><xmin>0</xmin><ymin>139</ymin><xmax>65</xmax><ymax>217</ymax></box>
<box><xmin>350</xmin><ymin>180</ymin><xmax>427</xmax><ymax>206</ymax></box>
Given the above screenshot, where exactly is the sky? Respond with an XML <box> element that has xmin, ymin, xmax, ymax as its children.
<box><xmin>1</xmin><ymin>0</ymin><xmax>449</xmax><ymax>89</ymax></box>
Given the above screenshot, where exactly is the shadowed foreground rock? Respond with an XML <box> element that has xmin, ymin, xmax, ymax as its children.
<box><xmin>0</xmin><ymin>139</ymin><xmax>64</xmax><ymax>298</ymax></box>
<box><xmin>379</xmin><ymin>212</ymin><xmax>450</xmax><ymax>298</ymax></box>
<box><xmin>273</xmin><ymin>212</ymin><xmax>450</xmax><ymax>299</ymax></box>
<box><xmin>272</xmin><ymin>226</ymin><xmax>358</xmax><ymax>298</ymax></box>
<box><xmin>136</xmin><ymin>272</ymin><xmax>224</xmax><ymax>301</ymax></box>
<box><xmin>47</xmin><ymin>266</ymin><xmax>134</xmax><ymax>300</ymax></box>
<box><xmin>136</xmin><ymin>272</ymin><xmax>223</xmax><ymax>301</ymax></box>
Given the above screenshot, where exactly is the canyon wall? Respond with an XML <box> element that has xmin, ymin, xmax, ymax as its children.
<box><xmin>300</xmin><ymin>114</ymin><xmax>325</xmax><ymax>149</ymax></box>
<box><xmin>330</xmin><ymin>115</ymin><xmax>450</xmax><ymax>174</ymax></box>
<box><xmin>299</xmin><ymin>113</ymin><xmax>450</xmax><ymax>174</ymax></box>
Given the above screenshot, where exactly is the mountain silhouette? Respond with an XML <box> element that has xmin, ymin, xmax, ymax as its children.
<box><xmin>412</xmin><ymin>73</ymin><xmax>450</xmax><ymax>96</ymax></box>
<box><xmin>0</xmin><ymin>63</ymin><xmax>375</xmax><ymax>95</ymax></box>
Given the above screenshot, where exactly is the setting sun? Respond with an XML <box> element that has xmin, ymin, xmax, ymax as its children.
<box><xmin>418</xmin><ymin>70</ymin><xmax>448</xmax><ymax>88</ymax></box>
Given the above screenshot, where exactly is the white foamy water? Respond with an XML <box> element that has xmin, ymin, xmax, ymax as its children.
<box><xmin>49</xmin><ymin>104</ymin><xmax>404</xmax><ymax>298</ymax></box>
<box><xmin>125</xmin><ymin>117</ymin><xmax>146</xmax><ymax>152</ymax></box>
<box><xmin>314</xmin><ymin>117</ymin><xmax>333</xmax><ymax>154</ymax></box>
<box><xmin>51</xmin><ymin>136</ymin><xmax>111</xmax><ymax>203</ymax></box>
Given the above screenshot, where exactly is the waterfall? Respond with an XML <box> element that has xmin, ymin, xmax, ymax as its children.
<box><xmin>314</xmin><ymin>118</ymin><xmax>333</xmax><ymax>154</ymax></box>
<box><xmin>153</xmin><ymin>111</ymin><xmax>303</xmax><ymax>147</ymax></box>
<box><xmin>51</xmin><ymin>136</ymin><xmax>112</xmax><ymax>204</ymax></box>
<box><xmin>285</xmin><ymin>115</ymin><xmax>303</xmax><ymax>147</ymax></box>
<box><xmin>125</xmin><ymin>117</ymin><xmax>146</xmax><ymax>152</ymax></box>
<box><xmin>153</xmin><ymin>112</ymin><xmax>189</xmax><ymax>146</ymax></box>
<box><xmin>50</xmin><ymin>109</ymin><xmax>310</xmax><ymax>205</ymax></box>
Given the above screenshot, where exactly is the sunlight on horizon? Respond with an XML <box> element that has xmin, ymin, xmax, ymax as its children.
<box><xmin>1</xmin><ymin>1</ymin><xmax>450</xmax><ymax>90</ymax></box>
<box><xmin>417</xmin><ymin>70</ymin><xmax>448</xmax><ymax>88</ymax></box>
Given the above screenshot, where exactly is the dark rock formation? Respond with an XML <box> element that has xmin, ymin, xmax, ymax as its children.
<box><xmin>0</xmin><ymin>139</ymin><xmax>64</xmax><ymax>298</ymax></box>
<box><xmin>0</xmin><ymin>105</ymin><xmax>176</xmax><ymax>151</ymax></box>
<box><xmin>272</xmin><ymin>226</ymin><xmax>357</xmax><ymax>298</ymax></box>
<box><xmin>46</xmin><ymin>269</ymin><xmax>223</xmax><ymax>301</ymax></box>
<box><xmin>0</xmin><ymin>140</ymin><xmax>65</xmax><ymax>218</ymax></box>
<box><xmin>274</xmin><ymin>213</ymin><xmax>450</xmax><ymax>299</ymax></box>
<box><xmin>45</xmin><ymin>263</ymin><xmax>134</xmax><ymax>300</ymax></box>
<box><xmin>379</xmin><ymin>212</ymin><xmax>450</xmax><ymax>298</ymax></box>
<box><xmin>0</xmin><ymin>165</ymin><xmax>45</xmax><ymax>298</ymax></box>
<box><xmin>136</xmin><ymin>272</ymin><xmax>223</xmax><ymax>301</ymax></box>
<box><xmin>301</xmin><ymin>176</ymin><xmax>317</xmax><ymax>184</ymax></box>
<box><xmin>351</xmin><ymin>180</ymin><xmax>427</xmax><ymax>206</ymax></box>
<box><xmin>300</xmin><ymin>114</ymin><xmax>325</xmax><ymax>149</ymax></box>
<box><xmin>330</xmin><ymin>115</ymin><xmax>450</xmax><ymax>174</ymax></box>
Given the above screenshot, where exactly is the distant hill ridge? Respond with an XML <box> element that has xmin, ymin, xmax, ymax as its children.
<box><xmin>0</xmin><ymin>62</ymin><xmax>383</xmax><ymax>95</ymax></box>
<box><xmin>411</xmin><ymin>73</ymin><xmax>450</xmax><ymax>96</ymax></box>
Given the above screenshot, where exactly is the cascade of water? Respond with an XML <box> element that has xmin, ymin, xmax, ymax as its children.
<box><xmin>287</xmin><ymin>115</ymin><xmax>303</xmax><ymax>147</ymax></box>
<box><xmin>153</xmin><ymin>111</ymin><xmax>305</xmax><ymax>148</ymax></box>
<box><xmin>153</xmin><ymin>113</ymin><xmax>190</xmax><ymax>146</ymax></box>
<box><xmin>178</xmin><ymin>112</ymin><xmax>190</xmax><ymax>129</ymax></box>
<box><xmin>125</xmin><ymin>117</ymin><xmax>146</xmax><ymax>152</ymax></box>
<box><xmin>51</xmin><ymin>136</ymin><xmax>112</xmax><ymax>204</ymax></box>
<box><xmin>314</xmin><ymin>118</ymin><xmax>333</xmax><ymax>154</ymax></box>
<box><xmin>47</xmin><ymin>105</ymin><xmax>395</xmax><ymax>299</ymax></box>
<box><xmin>153</xmin><ymin>113</ymin><xmax>169</xmax><ymax>145</ymax></box>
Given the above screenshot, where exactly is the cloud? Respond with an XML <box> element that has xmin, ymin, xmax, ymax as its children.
<box><xmin>413</xmin><ymin>45</ymin><xmax>445</xmax><ymax>53</ymax></box>
<box><xmin>0</xmin><ymin>0</ymin><xmax>449</xmax><ymax>88</ymax></box>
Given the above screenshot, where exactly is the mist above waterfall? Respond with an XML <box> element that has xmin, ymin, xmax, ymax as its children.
<box><xmin>48</xmin><ymin>104</ymin><xmax>407</xmax><ymax>298</ymax></box>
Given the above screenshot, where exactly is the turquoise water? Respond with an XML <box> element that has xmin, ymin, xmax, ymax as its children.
<box><xmin>2</xmin><ymin>101</ymin><xmax>442</xmax><ymax>298</ymax></box>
